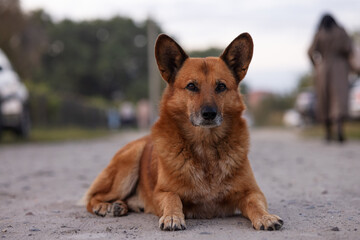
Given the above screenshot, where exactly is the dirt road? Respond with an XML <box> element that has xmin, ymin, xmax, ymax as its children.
<box><xmin>1</xmin><ymin>129</ymin><xmax>359</xmax><ymax>239</ymax></box>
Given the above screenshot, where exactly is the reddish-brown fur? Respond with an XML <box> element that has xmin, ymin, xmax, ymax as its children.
<box><xmin>83</xmin><ymin>33</ymin><xmax>283</xmax><ymax>231</ymax></box>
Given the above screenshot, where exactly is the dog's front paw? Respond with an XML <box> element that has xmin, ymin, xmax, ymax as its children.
<box><xmin>159</xmin><ymin>214</ymin><xmax>186</xmax><ymax>231</ymax></box>
<box><xmin>112</xmin><ymin>200</ymin><xmax>128</xmax><ymax>217</ymax></box>
<box><xmin>93</xmin><ymin>200</ymin><xmax>128</xmax><ymax>217</ymax></box>
<box><xmin>252</xmin><ymin>214</ymin><xmax>283</xmax><ymax>231</ymax></box>
<box><xmin>93</xmin><ymin>202</ymin><xmax>112</xmax><ymax>217</ymax></box>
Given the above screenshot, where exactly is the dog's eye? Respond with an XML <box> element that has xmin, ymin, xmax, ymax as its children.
<box><xmin>215</xmin><ymin>83</ymin><xmax>227</xmax><ymax>93</ymax></box>
<box><xmin>185</xmin><ymin>83</ymin><xmax>199</xmax><ymax>92</ymax></box>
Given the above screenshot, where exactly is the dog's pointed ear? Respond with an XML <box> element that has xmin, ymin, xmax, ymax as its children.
<box><xmin>155</xmin><ymin>34</ymin><xmax>189</xmax><ymax>84</ymax></box>
<box><xmin>220</xmin><ymin>33</ymin><xmax>253</xmax><ymax>84</ymax></box>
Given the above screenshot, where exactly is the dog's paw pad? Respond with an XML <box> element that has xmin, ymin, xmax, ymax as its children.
<box><xmin>159</xmin><ymin>214</ymin><xmax>186</xmax><ymax>231</ymax></box>
<box><xmin>112</xmin><ymin>200</ymin><xmax>128</xmax><ymax>217</ymax></box>
<box><xmin>274</xmin><ymin>222</ymin><xmax>282</xmax><ymax>230</ymax></box>
<box><xmin>253</xmin><ymin>214</ymin><xmax>283</xmax><ymax>231</ymax></box>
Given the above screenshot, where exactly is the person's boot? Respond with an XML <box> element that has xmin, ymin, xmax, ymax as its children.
<box><xmin>324</xmin><ymin>119</ymin><xmax>332</xmax><ymax>142</ymax></box>
<box><xmin>336</xmin><ymin>118</ymin><xmax>345</xmax><ymax>143</ymax></box>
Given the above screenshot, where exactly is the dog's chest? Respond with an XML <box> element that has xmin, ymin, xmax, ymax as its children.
<box><xmin>179</xmin><ymin>149</ymin><xmax>238</xmax><ymax>203</ymax></box>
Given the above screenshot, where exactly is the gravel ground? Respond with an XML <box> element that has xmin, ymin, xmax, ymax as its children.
<box><xmin>0</xmin><ymin>129</ymin><xmax>359</xmax><ymax>240</ymax></box>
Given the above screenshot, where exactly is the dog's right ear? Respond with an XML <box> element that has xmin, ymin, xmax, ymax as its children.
<box><xmin>220</xmin><ymin>33</ymin><xmax>253</xmax><ymax>84</ymax></box>
<box><xmin>155</xmin><ymin>34</ymin><xmax>188</xmax><ymax>84</ymax></box>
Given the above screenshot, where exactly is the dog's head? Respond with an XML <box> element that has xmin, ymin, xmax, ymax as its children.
<box><xmin>155</xmin><ymin>33</ymin><xmax>253</xmax><ymax>128</ymax></box>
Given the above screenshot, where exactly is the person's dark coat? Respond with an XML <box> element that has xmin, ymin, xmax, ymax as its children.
<box><xmin>308</xmin><ymin>26</ymin><xmax>352</xmax><ymax>121</ymax></box>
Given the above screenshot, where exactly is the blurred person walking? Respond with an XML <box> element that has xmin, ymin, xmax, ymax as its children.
<box><xmin>308</xmin><ymin>13</ymin><xmax>352</xmax><ymax>143</ymax></box>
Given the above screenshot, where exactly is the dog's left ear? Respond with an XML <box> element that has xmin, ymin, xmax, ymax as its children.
<box><xmin>220</xmin><ymin>33</ymin><xmax>253</xmax><ymax>84</ymax></box>
<box><xmin>155</xmin><ymin>34</ymin><xmax>189</xmax><ymax>84</ymax></box>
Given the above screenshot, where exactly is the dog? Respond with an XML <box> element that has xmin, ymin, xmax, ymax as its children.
<box><xmin>82</xmin><ymin>33</ymin><xmax>283</xmax><ymax>231</ymax></box>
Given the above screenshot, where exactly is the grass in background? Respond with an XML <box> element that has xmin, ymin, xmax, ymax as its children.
<box><xmin>0</xmin><ymin>127</ymin><xmax>114</xmax><ymax>144</ymax></box>
<box><xmin>301</xmin><ymin>121</ymin><xmax>360</xmax><ymax>140</ymax></box>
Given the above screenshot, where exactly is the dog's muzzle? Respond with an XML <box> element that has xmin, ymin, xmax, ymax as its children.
<box><xmin>190</xmin><ymin>105</ymin><xmax>223</xmax><ymax>128</ymax></box>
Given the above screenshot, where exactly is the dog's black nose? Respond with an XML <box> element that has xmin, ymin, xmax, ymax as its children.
<box><xmin>201</xmin><ymin>106</ymin><xmax>217</xmax><ymax>120</ymax></box>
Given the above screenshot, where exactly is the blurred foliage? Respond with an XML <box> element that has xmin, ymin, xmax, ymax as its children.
<box><xmin>189</xmin><ymin>48</ymin><xmax>222</xmax><ymax>58</ymax></box>
<box><xmin>251</xmin><ymin>94</ymin><xmax>296</xmax><ymax>126</ymax></box>
<box><xmin>240</xmin><ymin>82</ymin><xmax>250</xmax><ymax>96</ymax></box>
<box><xmin>352</xmin><ymin>31</ymin><xmax>360</xmax><ymax>48</ymax></box>
<box><xmin>32</xmin><ymin>13</ymin><xmax>161</xmax><ymax>102</ymax></box>
<box><xmin>296</xmin><ymin>73</ymin><xmax>314</xmax><ymax>92</ymax></box>
<box><xmin>0</xmin><ymin>1</ymin><xmax>162</xmax><ymax>102</ymax></box>
<box><xmin>249</xmin><ymin>73</ymin><xmax>315</xmax><ymax>126</ymax></box>
<box><xmin>25</xmin><ymin>81</ymin><xmax>110</xmax><ymax>128</ymax></box>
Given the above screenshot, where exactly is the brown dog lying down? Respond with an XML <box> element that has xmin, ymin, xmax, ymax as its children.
<box><xmin>82</xmin><ymin>33</ymin><xmax>283</xmax><ymax>231</ymax></box>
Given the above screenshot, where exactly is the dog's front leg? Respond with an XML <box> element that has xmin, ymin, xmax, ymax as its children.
<box><xmin>155</xmin><ymin>191</ymin><xmax>186</xmax><ymax>231</ymax></box>
<box><xmin>239</xmin><ymin>191</ymin><xmax>283</xmax><ymax>231</ymax></box>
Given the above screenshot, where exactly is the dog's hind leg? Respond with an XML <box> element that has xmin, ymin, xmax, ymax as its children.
<box><xmin>83</xmin><ymin>136</ymin><xmax>150</xmax><ymax>217</ymax></box>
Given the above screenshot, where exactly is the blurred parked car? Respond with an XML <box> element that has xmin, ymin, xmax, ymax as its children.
<box><xmin>0</xmin><ymin>49</ymin><xmax>30</xmax><ymax>138</ymax></box>
<box><xmin>119</xmin><ymin>102</ymin><xmax>137</xmax><ymax>127</ymax></box>
<box><xmin>349</xmin><ymin>78</ymin><xmax>360</xmax><ymax>119</ymax></box>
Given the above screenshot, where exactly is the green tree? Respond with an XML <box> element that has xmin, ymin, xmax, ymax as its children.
<box><xmin>189</xmin><ymin>48</ymin><xmax>222</xmax><ymax>58</ymax></box>
<box><xmin>296</xmin><ymin>73</ymin><xmax>314</xmax><ymax>92</ymax></box>
<box><xmin>251</xmin><ymin>94</ymin><xmax>296</xmax><ymax>126</ymax></box>
<box><xmin>33</xmin><ymin>15</ymin><xmax>161</xmax><ymax>101</ymax></box>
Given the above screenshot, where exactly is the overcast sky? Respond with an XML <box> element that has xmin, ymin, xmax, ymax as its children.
<box><xmin>21</xmin><ymin>0</ymin><xmax>360</xmax><ymax>93</ymax></box>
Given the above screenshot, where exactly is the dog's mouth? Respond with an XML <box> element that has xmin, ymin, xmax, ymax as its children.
<box><xmin>190</xmin><ymin>113</ymin><xmax>223</xmax><ymax>128</ymax></box>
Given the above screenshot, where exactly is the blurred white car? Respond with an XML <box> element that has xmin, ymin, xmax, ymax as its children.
<box><xmin>295</xmin><ymin>89</ymin><xmax>316</xmax><ymax>125</ymax></box>
<box><xmin>349</xmin><ymin>78</ymin><xmax>360</xmax><ymax>119</ymax></box>
<box><xmin>0</xmin><ymin>49</ymin><xmax>30</xmax><ymax>138</ymax></box>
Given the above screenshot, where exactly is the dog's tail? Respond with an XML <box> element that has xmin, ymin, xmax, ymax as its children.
<box><xmin>79</xmin><ymin>135</ymin><xmax>151</xmax><ymax>211</ymax></box>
